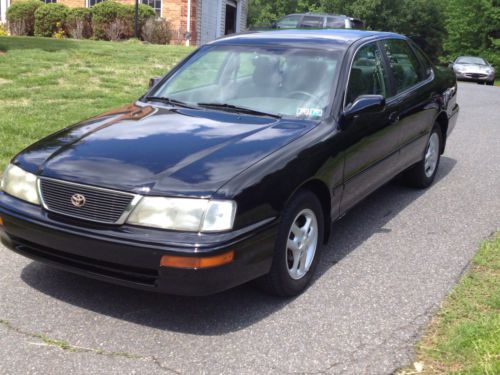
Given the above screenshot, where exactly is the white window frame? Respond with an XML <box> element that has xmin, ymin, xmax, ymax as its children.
<box><xmin>86</xmin><ymin>0</ymin><xmax>104</xmax><ymax>8</ymax></box>
<box><xmin>141</xmin><ymin>0</ymin><xmax>162</xmax><ymax>17</ymax></box>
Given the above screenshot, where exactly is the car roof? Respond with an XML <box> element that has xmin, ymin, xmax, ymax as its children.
<box><xmin>210</xmin><ymin>29</ymin><xmax>402</xmax><ymax>48</ymax></box>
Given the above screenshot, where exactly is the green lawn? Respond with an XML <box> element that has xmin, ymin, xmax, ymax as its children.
<box><xmin>399</xmin><ymin>233</ymin><xmax>500</xmax><ymax>374</ymax></box>
<box><xmin>0</xmin><ymin>37</ymin><xmax>193</xmax><ymax>172</ymax></box>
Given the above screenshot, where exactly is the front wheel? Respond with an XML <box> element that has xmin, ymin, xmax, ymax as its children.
<box><xmin>257</xmin><ymin>190</ymin><xmax>324</xmax><ymax>297</ymax></box>
<box><xmin>401</xmin><ymin>125</ymin><xmax>442</xmax><ymax>188</ymax></box>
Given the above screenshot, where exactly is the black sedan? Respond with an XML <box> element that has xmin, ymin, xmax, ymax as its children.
<box><xmin>0</xmin><ymin>30</ymin><xmax>459</xmax><ymax>296</ymax></box>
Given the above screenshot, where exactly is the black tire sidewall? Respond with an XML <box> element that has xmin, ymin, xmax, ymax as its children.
<box><xmin>268</xmin><ymin>190</ymin><xmax>324</xmax><ymax>296</ymax></box>
<box><xmin>421</xmin><ymin>125</ymin><xmax>442</xmax><ymax>186</ymax></box>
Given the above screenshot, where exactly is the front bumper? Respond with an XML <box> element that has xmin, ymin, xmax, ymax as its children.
<box><xmin>455</xmin><ymin>71</ymin><xmax>495</xmax><ymax>82</ymax></box>
<box><xmin>0</xmin><ymin>193</ymin><xmax>277</xmax><ymax>296</ymax></box>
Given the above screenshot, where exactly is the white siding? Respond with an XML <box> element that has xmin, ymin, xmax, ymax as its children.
<box><xmin>0</xmin><ymin>0</ymin><xmax>9</xmax><ymax>24</ymax></box>
<box><xmin>198</xmin><ymin>0</ymin><xmax>248</xmax><ymax>46</ymax></box>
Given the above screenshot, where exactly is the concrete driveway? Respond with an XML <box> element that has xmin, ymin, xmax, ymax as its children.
<box><xmin>1</xmin><ymin>82</ymin><xmax>499</xmax><ymax>375</ymax></box>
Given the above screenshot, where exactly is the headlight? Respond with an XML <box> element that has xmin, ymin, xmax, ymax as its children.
<box><xmin>127</xmin><ymin>197</ymin><xmax>236</xmax><ymax>232</ymax></box>
<box><xmin>0</xmin><ymin>164</ymin><xmax>40</xmax><ymax>205</ymax></box>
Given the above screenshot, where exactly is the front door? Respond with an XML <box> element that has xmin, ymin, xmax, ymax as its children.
<box><xmin>225</xmin><ymin>1</ymin><xmax>237</xmax><ymax>35</ymax></box>
<box><xmin>339</xmin><ymin>41</ymin><xmax>401</xmax><ymax>213</ymax></box>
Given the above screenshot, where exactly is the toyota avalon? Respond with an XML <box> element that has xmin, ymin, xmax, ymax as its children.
<box><xmin>0</xmin><ymin>30</ymin><xmax>459</xmax><ymax>296</ymax></box>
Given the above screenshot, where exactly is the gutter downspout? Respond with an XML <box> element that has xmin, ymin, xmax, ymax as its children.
<box><xmin>186</xmin><ymin>0</ymin><xmax>191</xmax><ymax>46</ymax></box>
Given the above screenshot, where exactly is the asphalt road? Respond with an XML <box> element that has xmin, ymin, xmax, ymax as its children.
<box><xmin>1</xmin><ymin>82</ymin><xmax>499</xmax><ymax>375</ymax></box>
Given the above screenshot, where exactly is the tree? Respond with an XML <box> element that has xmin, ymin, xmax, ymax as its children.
<box><xmin>443</xmin><ymin>0</ymin><xmax>500</xmax><ymax>65</ymax></box>
<box><xmin>247</xmin><ymin>0</ymin><xmax>498</xmax><ymax>63</ymax></box>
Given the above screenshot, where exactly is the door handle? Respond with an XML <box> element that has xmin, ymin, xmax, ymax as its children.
<box><xmin>388</xmin><ymin>112</ymin><xmax>400</xmax><ymax>124</ymax></box>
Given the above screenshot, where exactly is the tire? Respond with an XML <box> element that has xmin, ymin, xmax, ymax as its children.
<box><xmin>401</xmin><ymin>124</ymin><xmax>442</xmax><ymax>189</ymax></box>
<box><xmin>487</xmin><ymin>80</ymin><xmax>494</xmax><ymax>86</ymax></box>
<box><xmin>257</xmin><ymin>190</ymin><xmax>324</xmax><ymax>297</ymax></box>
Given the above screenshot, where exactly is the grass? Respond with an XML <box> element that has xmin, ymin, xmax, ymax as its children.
<box><xmin>399</xmin><ymin>233</ymin><xmax>500</xmax><ymax>374</ymax></box>
<box><xmin>0</xmin><ymin>36</ymin><xmax>193</xmax><ymax>172</ymax></box>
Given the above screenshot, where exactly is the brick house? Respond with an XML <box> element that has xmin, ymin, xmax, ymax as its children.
<box><xmin>0</xmin><ymin>0</ymin><xmax>248</xmax><ymax>45</ymax></box>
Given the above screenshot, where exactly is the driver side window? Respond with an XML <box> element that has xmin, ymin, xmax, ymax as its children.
<box><xmin>346</xmin><ymin>43</ymin><xmax>389</xmax><ymax>107</ymax></box>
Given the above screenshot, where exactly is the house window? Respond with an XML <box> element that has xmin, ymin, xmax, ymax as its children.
<box><xmin>142</xmin><ymin>0</ymin><xmax>161</xmax><ymax>16</ymax></box>
<box><xmin>44</xmin><ymin>0</ymin><xmax>57</xmax><ymax>3</ymax></box>
<box><xmin>87</xmin><ymin>0</ymin><xmax>104</xmax><ymax>7</ymax></box>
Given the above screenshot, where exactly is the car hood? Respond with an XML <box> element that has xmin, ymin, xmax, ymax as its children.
<box><xmin>15</xmin><ymin>103</ymin><xmax>315</xmax><ymax>197</ymax></box>
<box><xmin>454</xmin><ymin>63</ymin><xmax>492</xmax><ymax>73</ymax></box>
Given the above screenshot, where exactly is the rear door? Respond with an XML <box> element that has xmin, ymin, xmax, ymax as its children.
<box><xmin>379</xmin><ymin>39</ymin><xmax>436</xmax><ymax>171</ymax></box>
<box><xmin>340</xmin><ymin>41</ymin><xmax>401</xmax><ymax>213</ymax></box>
<box><xmin>299</xmin><ymin>15</ymin><xmax>325</xmax><ymax>29</ymax></box>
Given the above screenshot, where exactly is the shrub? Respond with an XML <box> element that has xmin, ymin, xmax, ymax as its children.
<box><xmin>0</xmin><ymin>23</ymin><xmax>7</xmax><ymax>36</ymax></box>
<box><xmin>66</xmin><ymin>8</ymin><xmax>92</xmax><ymax>39</ymax></box>
<box><xmin>104</xmin><ymin>18</ymin><xmax>129</xmax><ymax>41</ymax></box>
<box><xmin>53</xmin><ymin>21</ymin><xmax>65</xmax><ymax>39</ymax></box>
<box><xmin>141</xmin><ymin>18</ymin><xmax>171</xmax><ymax>45</ymax></box>
<box><xmin>34</xmin><ymin>3</ymin><xmax>69</xmax><ymax>37</ymax></box>
<box><xmin>122</xmin><ymin>4</ymin><xmax>156</xmax><ymax>38</ymax></box>
<box><xmin>6</xmin><ymin>0</ymin><xmax>42</xmax><ymax>36</ymax></box>
<box><xmin>91</xmin><ymin>1</ymin><xmax>126</xmax><ymax>40</ymax></box>
<box><xmin>91</xmin><ymin>1</ymin><xmax>155</xmax><ymax>40</ymax></box>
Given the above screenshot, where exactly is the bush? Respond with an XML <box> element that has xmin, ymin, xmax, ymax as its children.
<box><xmin>91</xmin><ymin>1</ymin><xmax>155</xmax><ymax>40</ymax></box>
<box><xmin>34</xmin><ymin>3</ymin><xmax>69</xmax><ymax>37</ymax></box>
<box><xmin>141</xmin><ymin>18</ymin><xmax>171</xmax><ymax>45</ymax></box>
<box><xmin>66</xmin><ymin>7</ymin><xmax>92</xmax><ymax>39</ymax></box>
<box><xmin>6</xmin><ymin>0</ymin><xmax>42</xmax><ymax>36</ymax></box>
<box><xmin>91</xmin><ymin>1</ymin><xmax>126</xmax><ymax>40</ymax></box>
<box><xmin>0</xmin><ymin>23</ymin><xmax>7</xmax><ymax>36</ymax></box>
<box><xmin>122</xmin><ymin>4</ymin><xmax>156</xmax><ymax>38</ymax></box>
<box><xmin>104</xmin><ymin>18</ymin><xmax>129</xmax><ymax>41</ymax></box>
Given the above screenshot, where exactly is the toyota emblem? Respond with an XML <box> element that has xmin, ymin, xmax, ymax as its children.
<box><xmin>71</xmin><ymin>193</ymin><xmax>86</xmax><ymax>208</ymax></box>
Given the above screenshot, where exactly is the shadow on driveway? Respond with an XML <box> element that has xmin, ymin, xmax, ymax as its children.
<box><xmin>20</xmin><ymin>157</ymin><xmax>457</xmax><ymax>335</ymax></box>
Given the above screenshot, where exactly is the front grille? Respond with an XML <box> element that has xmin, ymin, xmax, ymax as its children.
<box><xmin>465</xmin><ymin>73</ymin><xmax>487</xmax><ymax>78</ymax></box>
<box><xmin>40</xmin><ymin>178</ymin><xmax>136</xmax><ymax>224</ymax></box>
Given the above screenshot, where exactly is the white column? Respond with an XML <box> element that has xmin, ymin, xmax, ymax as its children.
<box><xmin>0</xmin><ymin>0</ymin><xmax>9</xmax><ymax>24</ymax></box>
<box><xmin>215</xmin><ymin>0</ymin><xmax>223</xmax><ymax>38</ymax></box>
<box><xmin>186</xmin><ymin>0</ymin><xmax>191</xmax><ymax>46</ymax></box>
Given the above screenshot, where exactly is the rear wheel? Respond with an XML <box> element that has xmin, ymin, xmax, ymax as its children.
<box><xmin>257</xmin><ymin>190</ymin><xmax>324</xmax><ymax>297</ymax></box>
<box><xmin>401</xmin><ymin>125</ymin><xmax>442</xmax><ymax>188</ymax></box>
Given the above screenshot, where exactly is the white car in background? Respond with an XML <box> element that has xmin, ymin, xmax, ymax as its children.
<box><xmin>451</xmin><ymin>56</ymin><xmax>495</xmax><ymax>85</ymax></box>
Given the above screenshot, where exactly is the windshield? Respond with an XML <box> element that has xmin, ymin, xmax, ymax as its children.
<box><xmin>456</xmin><ymin>56</ymin><xmax>487</xmax><ymax>65</ymax></box>
<box><xmin>150</xmin><ymin>45</ymin><xmax>342</xmax><ymax>120</ymax></box>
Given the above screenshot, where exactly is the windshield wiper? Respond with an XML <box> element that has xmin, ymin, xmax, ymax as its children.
<box><xmin>197</xmin><ymin>102</ymin><xmax>281</xmax><ymax>119</ymax></box>
<box><xmin>144</xmin><ymin>96</ymin><xmax>195</xmax><ymax>109</ymax></box>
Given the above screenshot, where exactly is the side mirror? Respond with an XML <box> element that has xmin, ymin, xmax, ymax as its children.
<box><xmin>340</xmin><ymin>95</ymin><xmax>385</xmax><ymax>129</ymax></box>
<box><xmin>271</xmin><ymin>21</ymin><xmax>278</xmax><ymax>29</ymax></box>
<box><xmin>149</xmin><ymin>76</ymin><xmax>162</xmax><ymax>88</ymax></box>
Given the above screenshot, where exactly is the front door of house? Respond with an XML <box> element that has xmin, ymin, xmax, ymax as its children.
<box><xmin>225</xmin><ymin>0</ymin><xmax>237</xmax><ymax>35</ymax></box>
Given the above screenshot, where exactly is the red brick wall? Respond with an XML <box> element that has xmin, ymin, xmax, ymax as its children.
<box><xmin>163</xmin><ymin>0</ymin><xmax>197</xmax><ymax>45</ymax></box>
<box><xmin>9</xmin><ymin>0</ymin><xmax>198</xmax><ymax>45</ymax></box>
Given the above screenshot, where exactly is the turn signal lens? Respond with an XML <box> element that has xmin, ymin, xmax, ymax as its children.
<box><xmin>0</xmin><ymin>216</ymin><xmax>3</xmax><ymax>226</ymax></box>
<box><xmin>160</xmin><ymin>251</ymin><xmax>234</xmax><ymax>269</ymax></box>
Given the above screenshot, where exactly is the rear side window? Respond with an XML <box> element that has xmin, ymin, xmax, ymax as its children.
<box><xmin>346</xmin><ymin>42</ymin><xmax>390</xmax><ymax>106</ymax></box>
<box><xmin>300</xmin><ymin>16</ymin><xmax>324</xmax><ymax>28</ymax></box>
<box><xmin>277</xmin><ymin>15</ymin><xmax>301</xmax><ymax>29</ymax></box>
<box><xmin>326</xmin><ymin>17</ymin><xmax>345</xmax><ymax>28</ymax></box>
<box><xmin>382</xmin><ymin>39</ymin><xmax>425</xmax><ymax>94</ymax></box>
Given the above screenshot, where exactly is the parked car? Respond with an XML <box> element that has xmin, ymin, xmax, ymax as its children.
<box><xmin>272</xmin><ymin>13</ymin><xmax>364</xmax><ymax>30</ymax></box>
<box><xmin>0</xmin><ymin>30</ymin><xmax>459</xmax><ymax>297</ymax></box>
<box><xmin>451</xmin><ymin>56</ymin><xmax>495</xmax><ymax>85</ymax></box>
